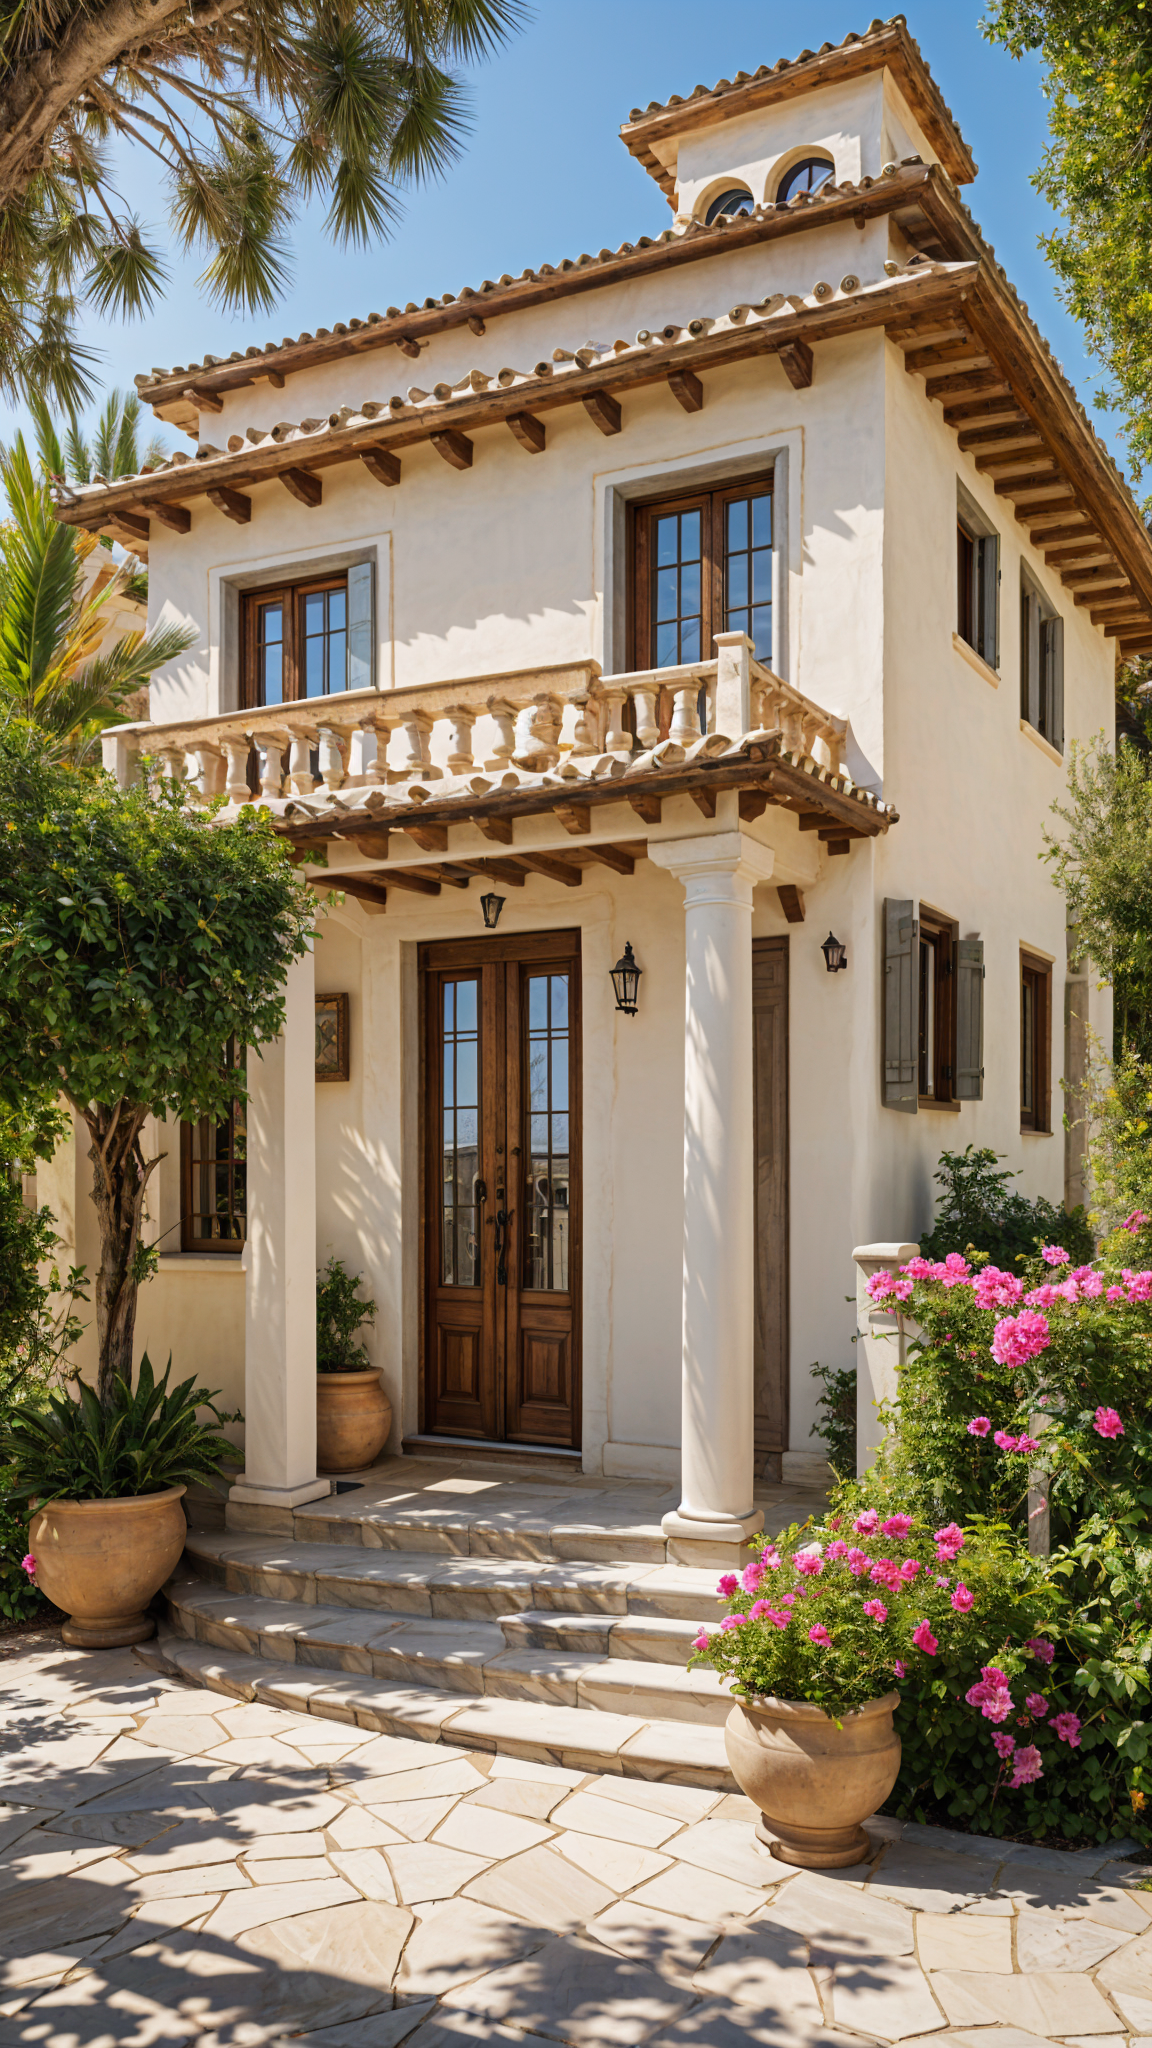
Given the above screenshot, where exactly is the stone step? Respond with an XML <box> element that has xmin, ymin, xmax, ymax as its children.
<box><xmin>290</xmin><ymin>1494</ymin><xmax>669</xmax><ymax>1567</ymax></box>
<box><xmin>166</xmin><ymin>1578</ymin><xmax>730</xmax><ymax>1725</ymax></box>
<box><xmin>500</xmin><ymin>1608</ymin><xmax>708</xmax><ymax>1664</ymax></box>
<box><xmin>185</xmin><ymin>1531</ymin><xmax>725</xmax><ymax>1625</ymax></box>
<box><xmin>136</xmin><ymin>1627</ymin><xmax>739</xmax><ymax>1791</ymax></box>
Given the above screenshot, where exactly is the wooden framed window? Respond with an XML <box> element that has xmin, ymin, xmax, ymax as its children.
<box><xmin>918</xmin><ymin>907</ymin><xmax>958</xmax><ymax>1105</ymax></box>
<box><xmin>240</xmin><ymin>560</ymin><xmax>374</xmax><ymax>709</ymax></box>
<box><xmin>629</xmin><ymin>473</ymin><xmax>773</xmax><ymax>673</ymax></box>
<box><xmin>1020</xmin><ymin>571</ymin><xmax>1064</xmax><ymax>752</ymax></box>
<box><xmin>956</xmin><ymin>483</ymin><xmax>999</xmax><ymax>668</ymax></box>
<box><xmin>1021</xmin><ymin>952</ymin><xmax>1052</xmax><ymax>1132</ymax></box>
<box><xmin>180</xmin><ymin>1041</ymin><xmax>246</xmax><ymax>1251</ymax></box>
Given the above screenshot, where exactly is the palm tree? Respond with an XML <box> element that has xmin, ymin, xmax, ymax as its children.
<box><xmin>60</xmin><ymin>391</ymin><xmax>169</xmax><ymax>484</ymax></box>
<box><xmin>0</xmin><ymin>435</ymin><xmax>195</xmax><ymax>764</ymax></box>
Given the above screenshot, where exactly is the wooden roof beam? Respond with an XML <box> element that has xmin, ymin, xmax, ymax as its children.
<box><xmin>399</xmin><ymin>821</ymin><xmax>449</xmax><ymax>853</ymax></box>
<box><xmin>515</xmin><ymin>850</ymin><xmax>583</xmax><ymax>887</ymax></box>
<box><xmin>925</xmin><ymin>368</ymin><xmax>1010</xmax><ymax>402</ymax></box>
<box><xmin>431</xmin><ymin>429</ymin><xmax>473</xmax><ymax>470</ymax></box>
<box><xmin>362</xmin><ymin>449</ymin><xmax>402</xmax><ymax>487</ymax></box>
<box><xmin>1043</xmin><ymin>542</ymin><xmax>1114</xmax><ymax>568</ymax></box>
<box><xmin>582</xmin><ymin>391</ymin><xmax>622</xmax><ymax>436</ymax></box>
<box><xmin>452</xmin><ymin>858</ymin><xmax>526</xmax><ymax>886</ymax></box>
<box><xmin>628</xmin><ymin>794</ymin><xmax>662</xmax><ymax>824</ymax></box>
<box><xmin>776</xmin><ymin>339</ymin><xmax>813</xmax><ymax>390</ymax></box>
<box><xmin>993</xmin><ymin>474</ymin><xmax>1073</xmax><ymax>501</ymax></box>
<box><xmin>582</xmin><ymin>844</ymin><xmax>636</xmax><ymax>876</ymax></box>
<box><xmin>280</xmin><ymin>468</ymin><xmax>322</xmax><ymax>507</ymax></box>
<box><xmin>904</xmin><ymin>338</ymin><xmax>988</xmax><ymax>375</ymax></box>
<box><xmin>1014</xmin><ymin>493</ymin><xmax>1081</xmax><ymax>520</ymax></box>
<box><xmin>207</xmin><ymin>485</ymin><xmax>251</xmax><ymax>524</ymax></box>
<box><xmin>942</xmin><ymin>394</ymin><xmax>1025</xmax><ymax>427</ymax></box>
<box><xmin>325</xmin><ymin>874</ymin><xmax>388</xmax><ymax>913</ymax></box>
<box><xmin>382</xmin><ymin>868</ymin><xmax>441</xmax><ymax>895</ymax></box>
<box><xmin>1074</xmin><ymin>581</ymin><xmax>1132</xmax><ymax>607</ymax></box>
<box><xmin>668</xmin><ymin>367</ymin><xmax>703</xmax><ymax>413</ymax></box>
<box><xmin>149</xmin><ymin>501</ymin><xmax>192</xmax><ymax>534</ymax></box>
<box><xmin>476</xmin><ymin>818</ymin><xmax>514</xmax><ymax>845</ymax></box>
<box><xmin>507</xmin><ymin>411</ymin><xmax>546</xmax><ymax>454</ymax></box>
<box><xmin>183</xmin><ymin>383</ymin><xmax>223</xmax><ymax>413</ymax></box>
<box><xmin>974</xmin><ymin>448</ymin><xmax>1052</xmax><ymax>477</ymax></box>
<box><xmin>956</xmin><ymin>419</ymin><xmax>1033</xmax><ymax>452</ymax></box>
<box><xmin>1029</xmin><ymin>519</ymin><xmax>1096</xmax><ymax>546</ymax></box>
<box><xmin>1063</xmin><ymin>565</ymin><xmax>1131</xmax><ymax>592</ymax></box>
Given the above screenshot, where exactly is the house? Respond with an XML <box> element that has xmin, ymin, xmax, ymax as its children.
<box><xmin>51</xmin><ymin>19</ymin><xmax>1130</xmax><ymax>1562</ymax></box>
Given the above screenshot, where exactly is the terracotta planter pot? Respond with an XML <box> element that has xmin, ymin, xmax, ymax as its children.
<box><xmin>29</xmin><ymin>1487</ymin><xmax>188</xmax><ymax>1649</ymax></box>
<box><xmin>724</xmin><ymin>1690</ymin><xmax>901</xmax><ymax>1868</ymax></box>
<box><xmin>316</xmin><ymin>1368</ymin><xmax>392</xmax><ymax>1473</ymax></box>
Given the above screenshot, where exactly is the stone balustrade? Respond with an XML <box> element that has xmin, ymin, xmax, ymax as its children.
<box><xmin>100</xmin><ymin>637</ymin><xmax>848</xmax><ymax>798</ymax></box>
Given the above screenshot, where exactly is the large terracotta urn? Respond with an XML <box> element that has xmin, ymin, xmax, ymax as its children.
<box><xmin>316</xmin><ymin>1368</ymin><xmax>392</xmax><ymax>1473</ymax></box>
<box><xmin>724</xmin><ymin>1691</ymin><xmax>901</xmax><ymax>1868</ymax></box>
<box><xmin>29</xmin><ymin>1487</ymin><xmax>188</xmax><ymax>1648</ymax></box>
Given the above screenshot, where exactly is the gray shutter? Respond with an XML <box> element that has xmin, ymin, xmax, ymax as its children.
<box><xmin>348</xmin><ymin>559</ymin><xmax>375</xmax><ymax>692</ymax></box>
<box><xmin>954</xmin><ymin>939</ymin><xmax>985</xmax><ymax>1100</ymax></box>
<box><xmin>883</xmin><ymin>898</ymin><xmax>918</xmax><ymax>1112</ymax></box>
<box><xmin>1046</xmin><ymin>614</ymin><xmax>1064</xmax><ymax>753</ymax></box>
<box><xmin>1024</xmin><ymin>588</ymin><xmax>1041</xmax><ymax>731</ymax></box>
<box><xmin>982</xmin><ymin>532</ymin><xmax>1000</xmax><ymax>671</ymax></box>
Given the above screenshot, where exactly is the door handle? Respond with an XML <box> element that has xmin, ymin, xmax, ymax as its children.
<box><xmin>495</xmin><ymin>1208</ymin><xmax>514</xmax><ymax>1287</ymax></box>
<box><xmin>475</xmin><ymin>1179</ymin><xmax>487</xmax><ymax>1203</ymax></box>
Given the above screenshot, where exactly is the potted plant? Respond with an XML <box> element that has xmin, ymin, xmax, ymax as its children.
<box><xmin>2</xmin><ymin>1357</ymin><xmax>238</xmax><ymax>1645</ymax></box>
<box><xmin>692</xmin><ymin>1509</ymin><xmax>1008</xmax><ymax>1867</ymax></box>
<box><xmin>315</xmin><ymin>1257</ymin><xmax>390</xmax><ymax>1472</ymax></box>
<box><xmin>0</xmin><ymin>727</ymin><xmax>313</xmax><ymax>1645</ymax></box>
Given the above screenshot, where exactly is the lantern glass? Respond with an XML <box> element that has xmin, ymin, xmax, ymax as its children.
<box><xmin>610</xmin><ymin>941</ymin><xmax>642</xmax><ymax>1016</ymax></box>
<box><xmin>480</xmin><ymin>891</ymin><xmax>505</xmax><ymax>930</ymax></box>
<box><xmin>821</xmin><ymin>931</ymin><xmax>847</xmax><ymax>973</ymax></box>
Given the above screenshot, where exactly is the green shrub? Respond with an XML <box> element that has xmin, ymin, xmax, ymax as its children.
<box><xmin>920</xmin><ymin>1145</ymin><xmax>1094</xmax><ymax>1270</ymax></box>
<box><xmin>316</xmin><ymin>1257</ymin><xmax>377</xmax><ymax>1374</ymax></box>
<box><xmin>0</xmin><ymin>1497</ymin><xmax>43</xmax><ymax>1622</ymax></box>
<box><xmin>0</xmin><ymin>1354</ymin><xmax>239</xmax><ymax>1503</ymax></box>
<box><xmin>809</xmin><ymin>1361</ymin><xmax>856</xmax><ymax>1479</ymax></box>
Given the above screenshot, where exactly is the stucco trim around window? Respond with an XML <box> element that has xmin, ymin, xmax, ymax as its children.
<box><xmin>1019</xmin><ymin>717</ymin><xmax>1063</xmax><ymax>766</ymax></box>
<box><xmin>951</xmin><ymin>630</ymin><xmax>999</xmax><ymax>689</ymax></box>
<box><xmin>210</xmin><ymin>537</ymin><xmax>390</xmax><ymax>716</ymax></box>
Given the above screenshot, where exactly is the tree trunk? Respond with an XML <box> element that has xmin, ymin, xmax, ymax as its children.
<box><xmin>80</xmin><ymin>1102</ymin><xmax>157</xmax><ymax>1408</ymax></box>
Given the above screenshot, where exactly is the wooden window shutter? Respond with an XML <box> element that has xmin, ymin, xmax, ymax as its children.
<box><xmin>883</xmin><ymin>898</ymin><xmax>918</xmax><ymax>1112</ymax></box>
<box><xmin>1024</xmin><ymin>587</ymin><xmax>1041</xmax><ymax>730</ymax></box>
<box><xmin>954</xmin><ymin>938</ymin><xmax>985</xmax><ymax>1101</ymax></box>
<box><xmin>981</xmin><ymin>532</ymin><xmax>1000</xmax><ymax>671</ymax></box>
<box><xmin>348</xmin><ymin>560</ymin><xmax>375</xmax><ymax>692</ymax></box>
<box><xmin>1045</xmin><ymin>614</ymin><xmax>1064</xmax><ymax>753</ymax></box>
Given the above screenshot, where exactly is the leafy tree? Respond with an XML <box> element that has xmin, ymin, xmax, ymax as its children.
<box><xmin>982</xmin><ymin>1</ymin><xmax>1152</xmax><ymax>496</ymax></box>
<box><xmin>0</xmin><ymin>435</ymin><xmax>193</xmax><ymax>761</ymax></box>
<box><xmin>920</xmin><ymin>1145</ymin><xmax>1094</xmax><ymax>1268</ymax></box>
<box><xmin>1044</xmin><ymin>733</ymin><xmax>1152</xmax><ymax>1058</ymax></box>
<box><xmin>0</xmin><ymin>0</ymin><xmax>526</xmax><ymax>411</ymax></box>
<box><xmin>0</xmin><ymin>724</ymin><xmax>314</xmax><ymax>1404</ymax></box>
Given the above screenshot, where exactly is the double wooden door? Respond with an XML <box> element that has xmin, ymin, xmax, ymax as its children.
<box><xmin>421</xmin><ymin>930</ymin><xmax>581</xmax><ymax>1448</ymax></box>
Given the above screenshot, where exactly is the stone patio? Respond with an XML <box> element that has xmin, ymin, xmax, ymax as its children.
<box><xmin>1</xmin><ymin>1634</ymin><xmax>1151</xmax><ymax>2047</ymax></box>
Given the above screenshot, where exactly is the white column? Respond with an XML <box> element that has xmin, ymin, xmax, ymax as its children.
<box><xmin>648</xmin><ymin>830</ymin><xmax>775</xmax><ymax>1554</ymax></box>
<box><xmin>230</xmin><ymin>947</ymin><xmax>329</xmax><ymax>1509</ymax></box>
<box><xmin>852</xmin><ymin>1243</ymin><xmax>920</xmax><ymax>1479</ymax></box>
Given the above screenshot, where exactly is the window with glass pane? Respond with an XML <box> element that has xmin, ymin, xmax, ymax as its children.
<box><xmin>257</xmin><ymin>601</ymin><xmax>283</xmax><ymax>707</ymax></box>
<box><xmin>525</xmin><ymin>974</ymin><xmax>570</xmax><ymax>1292</ymax></box>
<box><xmin>181</xmin><ymin>1042</ymin><xmax>246</xmax><ymax>1250</ymax></box>
<box><xmin>303</xmin><ymin>585</ymin><xmax>348</xmax><ymax>698</ymax></box>
<box><xmin>724</xmin><ymin>490</ymin><xmax>772</xmax><ymax>661</ymax></box>
<box><xmin>652</xmin><ymin>509</ymin><xmax>703</xmax><ymax>666</ymax></box>
<box><xmin>441</xmin><ymin>979</ymin><xmax>480</xmax><ymax>1286</ymax></box>
<box><xmin>242</xmin><ymin>575</ymin><xmax>349</xmax><ymax>707</ymax></box>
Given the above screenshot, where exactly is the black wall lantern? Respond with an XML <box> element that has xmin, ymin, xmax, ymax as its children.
<box><xmin>610</xmin><ymin>941</ymin><xmax>643</xmax><ymax>1016</ymax></box>
<box><xmin>480</xmin><ymin>891</ymin><xmax>506</xmax><ymax>930</ymax></box>
<box><xmin>821</xmin><ymin>931</ymin><xmax>848</xmax><ymax>973</ymax></box>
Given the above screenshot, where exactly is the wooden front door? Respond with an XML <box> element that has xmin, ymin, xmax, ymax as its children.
<box><xmin>421</xmin><ymin>930</ymin><xmax>581</xmax><ymax>1449</ymax></box>
<box><xmin>753</xmin><ymin>936</ymin><xmax>790</xmax><ymax>1481</ymax></box>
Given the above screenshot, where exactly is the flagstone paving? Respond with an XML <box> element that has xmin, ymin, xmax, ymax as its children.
<box><xmin>2</xmin><ymin>1637</ymin><xmax>1152</xmax><ymax>2046</ymax></box>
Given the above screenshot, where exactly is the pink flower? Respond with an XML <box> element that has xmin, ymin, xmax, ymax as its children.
<box><xmin>934</xmin><ymin>1522</ymin><xmax>965</xmax><ymax>1559</ymax></box>
<box><xmin>1009</xmin><ymin>1744</ymin><xmax>1043</xmax><ymax>1788</ymax></box>
<box><xmin>899</xmin><ymin>1558</ymin><xmax>922</xmax><ymax>1582</ymax></box>
<box><xmin>692</xmin><ymin>1631</ymin><xmax>710</xmax><ymax>1652</ymax></box>
<box><xmin>853</xmin><ymin>1511</ymin><xmax>879</xmax><ymax>1536</ymax></box>
<box><xmin>1077</xmin><ymin>1271</ymin><xmax>1104</xmax><ymax>1298</ymax></box>
<box><xmin>826</xmin><ymin>1540</ymin><xmax>849</xmax><ymax>1561</ymax></box>
<box><xmin>992</xmin><ymin>1731</ymin><xmax>1016</xmax><ymax>1760</ymax></box>
<box><xmin>893</xmin><ymin>1659</ymin><xmax>907</xmax><ymax>1679</ymax></box>
<box><xmin>1054</xmin><ymin>1711</ymin><xmax>1082</xmax><ymax>1747</ymax></box>
<box><xmin>991</xmin><ymin>1310</ymin><xmax>1051</xmax><ymax>1370</ymax></box>
<box><xmin>20</xmin><ymin>1555</ymin><xmax>35</xmax><ymax>1579</ymax></box>
<box><xmin>1094</xmin><ymin>1406</ymin><xmax>1125</xmax><ymax>1439</ymax></box>
<box><xmin>967</xmin><ymin>1668</ymin><xmax>1013</xmax><ymax>1722</ymax></box>
<box><xmin>1124</xmin><ymin>1210</ymin><xmax>1147</xmax><ymax>1233</ymax></box>
<box><xmin>1025</xmin><ymin>1693</ymin><xmax>1048</xmax><ymax>1718</ymax></box>
<box><xmin>780</xmin><ymin>1592</ymin><xmax>796</xmax><ymax>1607</ymax></box>
<box><xmin>950</xmin><ymin>1583</ymin><xmax>974</xmax><ymax>1613</ymax></box>
<box><xmin>867</xmin><ymin>1270</ymin><xmax>895</xmax><ymax>1301</ymax></box>
<box><xmin>808</xmin><ymin>1625</ymin><xmax>832</xmax><ymax>1647</ymax></box>
<box><xmin>1107</xmin><ymin>1285</ymin><xmax>1126</xmax><ymax>1301</ymax></box>
<box><xmin>935</xmin><ymin>1574</ymin><xmax>951</xmax><ymax>1587</ymax></box>
<box><xmin>1126</xmin><ymin>1270</ymin><xmax>1152</xmax><ymax>1303</ymax></box>
<box><xmin>862</xmin><ymin>1600</ymin><xmax>888</xmax><ymax>1623</ymax></box>
<box><xmin>994</xmin><ymin>1430</ymin><xmax>1019</xmax><ymax>1451</ymax></box>
<box><xmin>869</xmin><ymin>1558</ymin><xmax>902</xmax><ymax>1591</ymax></box>
<box><xmin>1027</xmin><ymin>1638</ymin><xmax>1055</xmax><ymax>1664</ymax></box>
<box><xmin>973</xmin><ymin>1266</ymin><xmax>1025</xmax><ymax>1311</ymax></box>
<box><xmin>719</xmin><ymin>1614</ymin><xmax>747</xmax><ymax>1632</ymax></box>
<box><xmin>742</xmin><ymin>1559</ymin><xmax>766</xmax><ymax>1594</ymax></box>
<box><xmin>1014</xmin><ymin>1435</ymin><xmax>1041</xmax><ymax>1457</ymax></box>
<box><xmin>795</xmin><ymin>1552</ymin><xmax>825</xmax><ymax>1577</ymax></box>
<box><xmin>716</xmin><ymin>1574</ymin><xmax>739</xmax><ymax>1599</ymax></box>
<box><xmin>902</xmin><ymin>1257</ymin><xmax>936</xmax><ymax>1279</ymax></box>
<box><xmin>1041</xmin><ymin>1245</ymin><xmax>1070</xmax><ymax>1265</ymax></box>
<box><xmin>939</xmin><ymin>1253</ymin><xmax>972</xmax><ymax>1288</ymax></box>
<box><xmin>1025</xmin><ymin>1284</ymin><xmax>1060</xmax><ymax>1308</ymax></box>
<box><xmin>967</xmin><ymin>1416</ymin><xmax>991</xmax><ymax>1437</ymax></box>
<box><xmin>912</xmin><ymin>1621</ymin><xmax>938</xmax><ymax>1656</ymax></box>
<box><xmin>880</xmin><ymin>1514</ymin><xmax>913</xmax><ymax>1539</ymax></box>
<box><xmin>750</xmin><ymin>1600</ymin><xmax>790</xmax><ymax>1627</ymax></box>
<box><xmin>846</xmin><ymin>1548</ymin><xmax>870</xmax><ymax>1577</ymax></box>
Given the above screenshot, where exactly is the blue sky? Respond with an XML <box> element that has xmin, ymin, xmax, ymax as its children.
<box><xmin>6</xmin><ymin>5</ymin><xmax>1119</xmax><ymax>477</ymax></box>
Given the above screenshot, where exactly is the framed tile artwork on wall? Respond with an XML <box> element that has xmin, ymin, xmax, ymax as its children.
<box><xmin>315</xmin><ymin>993</ymin><xmax>350</xmax><ymax>1082</ymax></box>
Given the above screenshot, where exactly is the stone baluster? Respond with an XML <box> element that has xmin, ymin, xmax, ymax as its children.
<box><xmin>713</xmin><ymin>631</ymin><xmax>753</xmax><ymax>740</ymax></box>
<box><xmin>223</xmin><ymin>738</ymin><xmax>252</xmax><ymax>804</ymax></box>
<box><xmin>444</xmin><ymin>705</ymin><xmax>477</xmax><ymax>775</ymax></box>
<box><xmin>191</xmin><ymin>744</ymin><xmax>225</xmax><ymax>800</ymax></box>
<box><xmin>484</xmin><ymin>697</ymin><xmax>517</xmax><ymax>770</ymax></box>
<box><xmin>317</xmin><ymin>725</ymin><xmax>347</xmax><ymax>791</ymax></box>
<box><xmin>819</xmin><ymin>721</ymin><xmax>845</xmax><ymax>779</ymax></box>
<box><xmin>627</xmin><ymin>681</ymin><xmax>660</xmax><ymax>750</ymax></box>
<box><xmin>779</xmin><ymin>699</ymin><xmax>804</xmax><ymax>754</ymax></box>
<box><xmin>288</xmin><ymin>730</ymin><xmax>317</xmax><ymax>795</ymax></box>
<box><xmin>601</xmin><ymin>688</ymin><xmax>632</xmax><ymax>756</ymax></box>
<box><xmin>669</xmin><ymin>683</ymin><xmax>702</xmax><ymax>748</ymax></box>
<box><xmin>800</xmin><ymin>713</ymin><xmax>823</xmax><ymax>765</ymax></box>
<box><xmin>394</xmin><ymin>710</ymin><xmax>435</xmax><ymax>781</ymax></box>
<box><xmin>156</xmin><ymin>742</ymin><xmax>188</xmax><ymax>784</ymax></box>
<box><xmin>253</xmin><ymin>731</ymin><xmax>288</xmax><ymax>798</ymax></box>
<box><xmin>558</xmin><ymin>692</ymin><xmax>599</xmax><ymax>760</ymax></box>
<box><xmin>512</xmin><ymin>695</ymin><xmax>561</xmax><ymax>770</ymax></box>
<box><xmin>101</xmin><ymin>730</ymin><xmax>138</xmax><ymax>787</ymax></box>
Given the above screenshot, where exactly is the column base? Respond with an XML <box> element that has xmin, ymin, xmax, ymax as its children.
<box><xmin>228</xmin><ymin>1475</ymin><xmax>332</xmax><ymax>1509</ymax></box>
<box><xmin>662</xmin><ymin>1505</ymin><xmax>765</xmax><ymax>1570</ymax></box>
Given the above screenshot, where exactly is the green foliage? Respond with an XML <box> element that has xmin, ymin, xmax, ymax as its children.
<box><xmin>1088</xmin><ymin>1052</ymin><xmax>1152</xmax><ymax>1232</ymax></box>
<box><xmin>57</xmin><ymin>390</ymin><xmax>168</xmax><ymax>487</ymax></box>
<box><xmin>0</xmin><ymin>1354</ymin><xmax>239</xmax><ymax>1502</ymax></box>
<box><xmin>809</xmin><ymin>1361</ymin><xmax>857</xmax><ymax>1480</ymax></box>
<box><xmin>0</xmin><ymin>1496</ymin><xmax>46</xmax><ymax>1622</ymax></box>
<box><xmin>316</xmin><ymin>1256</ymin><xmax>378</xmax><ymax>1373</ymax></box>
<box><xmin>982</xmin><ymin>1</ymin><xmax>1152</xmax><ymax>502</ymax></box>
<box><xmin>1042</xmin><ymin>734</ymin><xmax>1152</xmax><ymax>1058</ymax></box>
<box><xmin>0</xmin><ymin>1</ymin><xmax>526</xmax><ymax>410</ymax></box>
<box><xmin>920</xmin><ymin>1145</ymin><xmax>1094</xmax><ymax>1269</ymax></box>
<box><xmin>0</xmin><ymin>1171</ymin><xmax>86</xmax><ymax>1401</ymax></box>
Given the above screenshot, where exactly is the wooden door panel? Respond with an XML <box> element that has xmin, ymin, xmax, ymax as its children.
<box><xmin>508</xmin><ymin>1304</ymin><xmax>575</xmax><ymax>1445</ymax></box>
<box><xmin>430</xmin><ymin>1308</ymin><xmax>493</xmax><ymax>1437</ymax></box>
<box><xmin>752</xmin><ymin>937</ymin><xmax>789</xmax><ymax>1481</ymax></box>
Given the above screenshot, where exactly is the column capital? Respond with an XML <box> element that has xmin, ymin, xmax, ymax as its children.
<box><xmin>648</xmin><ymin>829</ymin><xmax>775</xmax><ymax>899</ymax></box>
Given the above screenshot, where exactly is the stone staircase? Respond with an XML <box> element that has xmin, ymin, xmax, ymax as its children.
<box><xmin>142</xmin><ymin>1455</ymin><xmax>828</xmax><ymax>1790</ymax></box>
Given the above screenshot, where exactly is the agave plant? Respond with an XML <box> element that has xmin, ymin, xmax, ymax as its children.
<box><xmin>0</xmin><ymin>1355</ymin><xmax>239</xmax><ymax>1502</ymax></box>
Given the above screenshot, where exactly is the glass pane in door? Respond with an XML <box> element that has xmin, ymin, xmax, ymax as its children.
<box><xmin>724</xmin><ymin>490</ymin><xmax>772</xmax><ymax>661</ymax></box>
<box><xmin>651</xmin><ymin>509</ymin><xmax>703</xmax><ymax>666</ymax></box>
<box><xmin>525</xmin><ymin>973</ymin><xmax>570</xmax><ymax>1291</ymax></box>
<box><xmin>441</xmin><ymin>978</ymin><xmax>480</xmax><ymax>1285</ymax></box>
